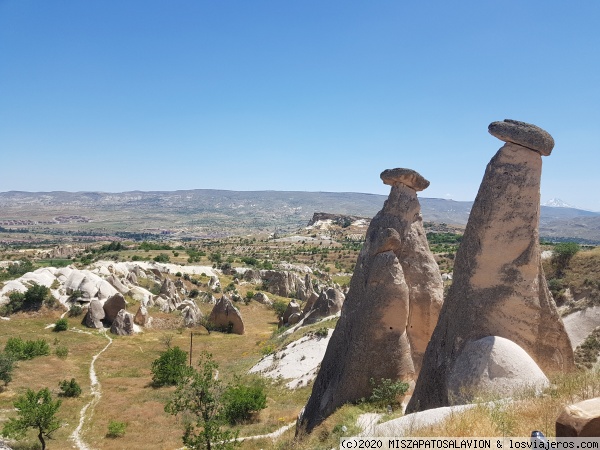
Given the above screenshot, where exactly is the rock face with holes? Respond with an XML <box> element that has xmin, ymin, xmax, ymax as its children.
<box><xmin>298</xmin><ymin>168</ymin><xmax>443</xmax><ymax>433</ymax></box>
<box><xmin>407</xmin><ymin>120</ymin><xmax>574</xmax><ymax>414</ymax></box>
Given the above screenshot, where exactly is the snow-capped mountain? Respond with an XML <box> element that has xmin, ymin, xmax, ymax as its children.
<box><xmin>543</xmin><ymin>198</ymin><xmax>574</xmax><ymax>208</ymax></box>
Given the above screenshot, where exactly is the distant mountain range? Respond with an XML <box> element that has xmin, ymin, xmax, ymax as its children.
<box><xmin>0</xmin><ymin>190</ymin><xmax>599</xmax><ymax>243</ymax></box>
<box><xmin>543</xmin><ymin>198</ymin><xmax>575</xmax><ymax>208</ymax></box>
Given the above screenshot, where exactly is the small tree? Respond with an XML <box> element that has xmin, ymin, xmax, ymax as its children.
<box><xmin>58</xmin><ymin>378</ymin><xmax>82</xmax><ymax>397</ymax></box>
<box><xmin>165</xmin><ymin>351</ymin><xmax>240</xmax><ymax>450</ymax></box>
<box><xmin>53</xmin><ymin>318</ymin><xmax>68</xmax><ymax>332</ymax></box>
<box><xmin>151</xmin><ymin>346</ymin><xmax>190</xmax><ymax>387</ymax></box>
<box><xmin>0</xmin><ymin>352</ymin><xmax>15</xmax><ymax>388</ymax></box>
<box><xmin>222</xmin><ymin>377</ymin><xmax>267</xmax><ymax>425</ymax></box>
<box><xmin>369</xmin><ymin>377</ymin><xmax>409</xmax><ymax>409</ymax></box>
<box><xmin>1</xmin><ymin>388</ymin><xmax>62</xmax><ymax>450</ymax></box>
<box><xmin>106</xmin><ymin>419</ymin><xmax>127</xmax><ymax>438</ymax></box>
<box><xmin>552</xmin><ymin>242</ymin><xmax>581</xmax><ymax>277</ymax></box>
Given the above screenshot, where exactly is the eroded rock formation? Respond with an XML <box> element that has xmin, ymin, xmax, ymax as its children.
<box><xmin>298</xmin><ymin>168</ymin><xmax>443</xmax><ymax>433</ymax></box>
<box><xmin>208</xmin><ymin>295</ymin><xmax>245</xmax><ymax>335</ymax></box>
<box><xmin>407</xmin><ymin>120</ymin><xmax>574</xmax><ymax>413</ymax></box>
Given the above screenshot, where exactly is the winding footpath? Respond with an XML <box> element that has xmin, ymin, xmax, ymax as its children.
<box><xmin>70</xmin><ymin>329</ymin><xmax>113</xmax><ymax>450</ymax></box>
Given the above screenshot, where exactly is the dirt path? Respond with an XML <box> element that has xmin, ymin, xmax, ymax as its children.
<box><xmin>70</xmin><ymin>330</ymin><xmax>113</xmax><ymax>450</ymax></box>
<box><xmin>235</xmin><ymin>421</ymin><xmax>296</xmax><ymax>442</ymax></box>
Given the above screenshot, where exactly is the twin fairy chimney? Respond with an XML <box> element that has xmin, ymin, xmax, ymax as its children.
<box><xmin>298</xmin><ymin>168</ymin><xmax>444</xmax><ymax>433</ymax></box>
<box><xmin>407</xmin><ymin>120</ymin><xmax>574</xmax><ymax>413</ymax></box>
<box><xmin>297</xmin><ymin>119</ymin><xmax>575</xmax><ymax>433</ymax></box>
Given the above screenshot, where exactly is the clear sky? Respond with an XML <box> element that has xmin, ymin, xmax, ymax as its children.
<box><xmin>1</xmin><ymin>1</ymin><xmax>599</xmax><ymax>209</ymax></box>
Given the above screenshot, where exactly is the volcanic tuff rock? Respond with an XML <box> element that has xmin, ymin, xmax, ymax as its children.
<box><xmin>134</xmin><ymin>305</ymin><xmax>151</xmax><ymax>327</ymax></box>
<box><xmin>208</xmin><ymin>295</ymin><xmax>245</xmax><ymax>335</ymax></box>
<box><xmin>488</xmin><ymin>119</ymin><xmax>554</xmax><ymax>156</ymax></box>
<box><xmin>282</xmin><ymin>300</ymin><xmax>301</xmax><ymax>323</ymax></box>
<box><xmin>253</xmin><ymin>292</ymin><xmax>272</xmax><ymax>306</ymax></box>
<box><xmin>298</xmin><ymin>167</ymin><xmax>443</xmax><ymax>433</ymax></box>
<box><xmin>261</xmin><ymin>270</ymin><xmax>313</xmax><ymax>300</ymax></box>
<box><xmin>303</xmin><ymin>287</ymin><xmax>345</xmax><ymax>325</ymax></box>
<box><xmin>103</xmin><ymin>293</ymin><xmax>127</xmax><ymax>323</ymax></box>
<box><xmin>556</xmin><ymin>397</ymin><xmax>600</xmax><ymax>437</ymax></box>
<box><xmin>110</xmin><ymin>309</ymin><xmax>135</xmax><ymax>335</ymax></box>
<box><xmin>407</xmin><ymin>120</ymin><xmax>574</xmax><ymax>414</ymax></box>
<box><xmin>83</xmin><ymin>299</ymin><xmax>105</xmax><ymax>329</ymax></box>
<box><xmin>447</xmin><ymin>336</ymin><xmax>549</xmax><ymax>403</ymax></box>
<box><xmin>178</xmin><ymin>300</ymin><xmax>202</xmax><ymax>327</ymax></box>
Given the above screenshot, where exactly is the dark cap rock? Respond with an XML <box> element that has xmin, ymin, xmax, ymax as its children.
<box><xmin>380</xmin><ymin>168</ymin><xmax>430</xmax><ymax>191</ymax></box>
<box><xmin>488</xmin><ymin>119</ymin><xmax>554</xmax><ymax>156</ymax></box>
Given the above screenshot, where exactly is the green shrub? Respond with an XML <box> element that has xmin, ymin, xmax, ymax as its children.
<box><xmin>314</xmin><ymin>327</ymin><xmax>329</xmax><ymax>338</ymax></box>
<box><xmin>1</xmin><ymin>283</ymin><xmax>55</xmax><ymax>315</ymax></box>
<box><xmin>58</xmin><ymin>378</ymin><xmax>81</xmax><ymax>397</ymax></box>
<box><xmin>245</xmin><ymin>291</ymin><xmax>255</xmax><ymax>300</ymax></box>
<box><xmin>369</xmin><ymin>378</ymin><xmax>409</xmax><ymax>408</ymax></box>
<box><xmin>4</xmin><ymin>337</ymin><xmax>50</xmax><ymax>360</ymax></box>
<box><xmin>55</xmin><ymin>345</ymin><xmax>69</xmax><ymax>359</ymax></box>
<box><xmin>153</xmin><ymin>253</ymin><xmax>170</xmax><ymax>263</ymax></box>
<box><xmin>68</xmin><ymin>290</ymin><xmax>84</xmax><ymax>301</ymax></box>
<box><xmin>222</xmin><ymin>378</ymin><xmax>267</xmax><ymax>425</ymax></box>
<box><xmin>552</xmin><ymin>242</ymin><xmax>581</xmax><ymax>276</ymax></box>
<box><xmin>189</xmin><ymin>289</ymin><xmax>200</xmax><ymax>298</ymax></box>
<box><xmin>106</xmin><ymin>419</ymin><xmax>127</xmax><ymax>438</ymax></box>
<box><xmin>68</xmin><ymin>304</ymin><xmax>83</xmax><ymax>317</ymax></box>
<box><xmin>53</xmin><ymin>318</ymin><xmax>68</xmax><ymax>332</ymax></box>
<box><xmin>0</xmin><ymin>352</ymin><xmax>15</xmax><ymax>387</ymax></box>
<box><xmin>272</xmin><ymin>299</ymin><xmax>288</xmax><ymax>318</ymax></box>
<box><xmin>151</xmin><ymin>346</ymin><xmax>190</xmax><ymax>387</ymax></box>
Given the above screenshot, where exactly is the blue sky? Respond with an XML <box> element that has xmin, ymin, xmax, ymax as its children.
<box><xmin>1</xmin><ymin>1</ymin><xmax>599</xmax><ymax>209</ymax></box>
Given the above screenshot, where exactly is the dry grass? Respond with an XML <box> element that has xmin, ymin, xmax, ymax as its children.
<box><xmin>0</xmin><ymin>297</ymin><xmax>315</xmax><ymax>450</ymax></box>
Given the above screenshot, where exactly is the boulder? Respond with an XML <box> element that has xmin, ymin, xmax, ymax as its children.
<box><xmin>253</xmin><ymin>292</ymin><xmax>272</xmax><ymax>306</ymax></box>
<box><xmin>110</xmin><ymin>309</ymin><xmax>135</xmax><ymax>335</ymax></box>
<box><xmin>83</xmin><ymin>299</ymin><xmax>105</xmax><ymax>329</ymax></box>
<box><xmin>556</xmin><ymin>397</ymin><xmax>600</xmax><ymax>437</ymax></box>
<box><xmin>303</xmin><ymin>288</ymin><xmax>345</xmax><ymax>324</ymax></box>
<box><xmin>128</xmin><ymin>286</ymin><xmax>153</xmax><ymax>306</ymax></box>
<box><xmin>283</xmin><ymin>300</ymin><xmax>301</xmax><ymax>323</ymax></box>
<box><xmin>103</xmin><ymin>293</ymin><xmax>127</xmax><ymax>323</ymax></box>
<box><xmin>287</xmin><ymin>312</ymin><xmax>302</xmax><ymax>325</ymax></box>
<box><xmin>261</xmin><ymin>270</ymin><xmax>311</xmax><ymax>300</ymax></box>
<box><xmin>488</xmin><ymin>119</ymin><xmax>554</xmax><ymax>156</ymax></box>
<box><xmin>160</xmin><ymin>277</ymin><xmax>178</xmax><ymax>299</ymax></box>
<box><xmin>126</xmin><ymin>271</ymin><xmax>138</xmax><ymax>285</ymax></box>
<box><xmin>199</xmin><ymin>291</ymin><xmax>217</xmax><ymax>304</ymax></box>
<box><xmin>106</xmin><ymin>274</ymin><xmax>129</xmax><ymax>295</ymax></box>
<box><xmin>134</xmin><ymin>305</ymin><xmax>151</xmax><ymax>327</ymax></box>
<box><xmin>243</xmin><ymin>269</ymin><xmax>262</xmax><ymax>284</ymax></box>
<box><xmin>298</xmin><ymin>167</ymin><xmax>444</xmax><ymax>434</ymax></box>
<box><xmin>447</xmin><ymin>336</ymin><xmax>549</xmax><ymax>403</ymax></box>
<box><xmin>97</xmin><ymin>279</ymin><xmax>119</xmax><ymax>300</ymax></box>
<box><xmin>208</xmin><ymin>296</ymin><xmax>245</xmax><ymax>335</ymax></box>
<box><xmin>380</xmin><ymin>168</ymin><xmax>430</xmax><ymax>191</ymax></box>
<box><xmin>408</xmin><ymin>121</ymin><xmax>574</xmax><ymax>414</ymax></box>
<box><xmin>209</xmin><ymin>276</ymin><xmax>221</xmax><ymax>291</ymax></box>
<box><xmin>177</xmin><ymin>300</ymin><xmax>202</xmax><ymax>327</ymax></box>
<box><xmin>153</xmin><ymin>296</ymin><xmax>168</xmax><ymax>312</ymax></box>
